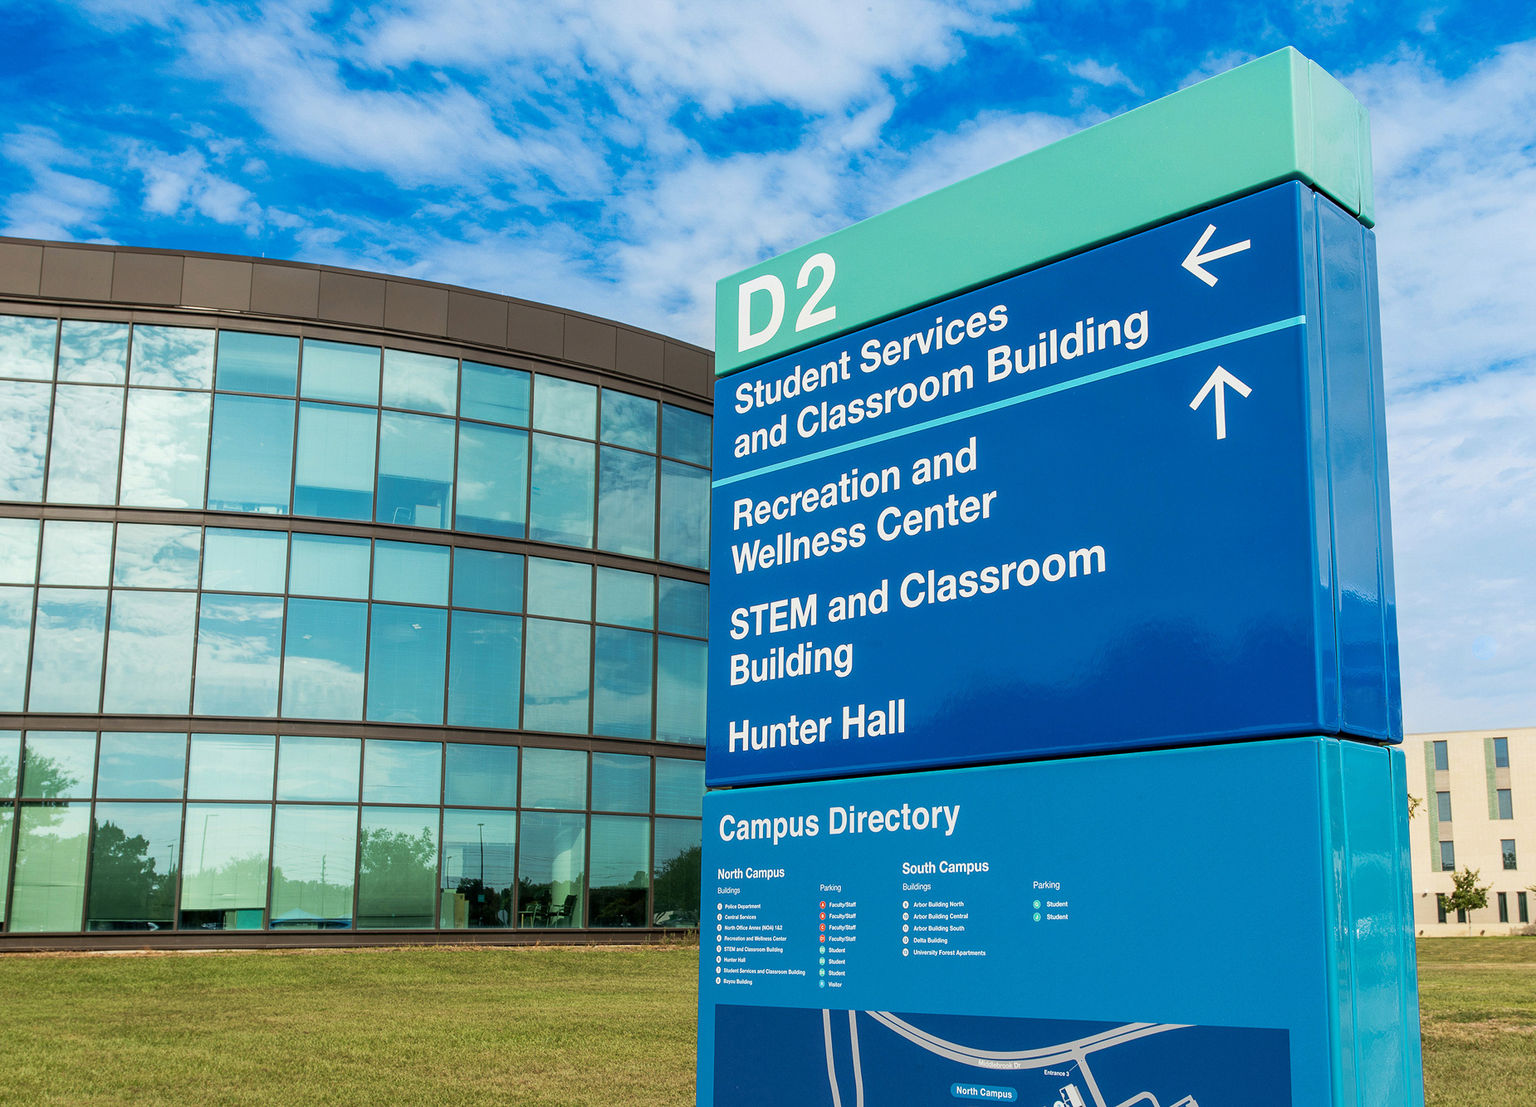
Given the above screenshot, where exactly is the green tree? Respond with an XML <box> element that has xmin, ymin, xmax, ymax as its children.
<box><xmin>1447</xmin><ymin>867</ymin><xmax>1491</xmax><ymax>935</ymax></box>
<box><xmin>652</xmin><ymin>844</ymin><xmax>700</xmax><ymax>928</ymax></box>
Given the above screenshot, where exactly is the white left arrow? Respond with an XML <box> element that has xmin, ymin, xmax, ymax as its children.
<box><xmin>1182</xmin><ymin>224</ymin><xmax>1251</xmax><ymax>286</ymax></box>
<box><xmin>1190</xmin><ymin>366</ymin><xmax>1252</xmax><ymax>440</ymax></box>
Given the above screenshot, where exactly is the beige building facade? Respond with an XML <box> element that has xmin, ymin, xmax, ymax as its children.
<box><xmin>1407</xmin><ymin>727</ymin><xmax>1535</xmax><ymax>936</ymax></box>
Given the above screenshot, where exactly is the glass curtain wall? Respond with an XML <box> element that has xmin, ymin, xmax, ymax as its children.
<box><xmin>0</xmin><ymin>731</ymin><xmax>702</xmax><ymax>934</ymax></box>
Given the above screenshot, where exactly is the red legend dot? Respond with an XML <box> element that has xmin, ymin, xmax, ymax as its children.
<box><xmin>820</xmin><ymin>923</ymin><xmax>825</xmax><ymax>931</ymax></box>
<box><xmin>819</xmin><ymin>912</ymin><xmax>826</xmax><ymax>919</ymax></box>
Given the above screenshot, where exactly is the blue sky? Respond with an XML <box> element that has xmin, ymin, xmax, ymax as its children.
<box><xmin>2</xmin><ymin>1</ymin><xmax>1534</xmax><ymax>734</ymax></box>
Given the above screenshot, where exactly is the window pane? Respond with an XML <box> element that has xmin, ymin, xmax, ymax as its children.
<box><xmin>179</xmin><ymin>803</ymin><xmax>271</xmax><ymax>930</ymax></box>
<box><xmin>592</xmin><ymin>752</ymin><xmax>649</xmax><ymax>813</ymax></box>
<box><xmin>373</xmin><ymin>540</ymin><xmax>449</xmax><ymax>605</ymax></box>
<box><xmin>655</xmin><ymin>759</ymin><xmax>704</xmax><ymax>817</ymax></box>
<box><xmin>295</xmin><ymin>403</ymin><xmax>376</xmax><ymax>521</ymax></box>
<box><xmin>40</xmin><ymin>520</ymin><xmax>112</xmax><ymax>585</ymax></box>
<box><xmin>444</xmin><ymin>743</ymin><xmax>517</xmax><ymax>808</ymax></box>
<box><xmin>0</xmin><ymin>806</ymin><xmax>10</xmax><ymax>925</ymax></box>
<box><xmin>217</xmin><ymin>331</ymin><xmax>298</xmax><ymax>396</ymax></box>
<box><xmin>0</xmin><ymin>587</ymin><xmax>31</xmax><ymax>710</ymax></box>
<box><xmin>1498</xmin><ymin>789</ymin><xmax>1514</xmax><ymax>819</ymax></box>
<box><xmin>522</xmin><ymin>619</ymin><xmax>590</xmax><ymax>734</ymax></box>
<box><xmin>130</xmin><ymin>324</ymin><xmax>214</xmax><ymax>389</ymax></box>
<box><xmin>0</xmin><ymin>519</ymin><xmax>39</xmax><ymax>584</ymax></box>
<box><xmin>120</xmin><ymin>389</ymin><xmax>210</xmax><ymax>507</ymax></box>
<box><xmin>363</xmin><ymin>740</ymin><xmax>442</xmax><ymax>805</ymax></box>
<box><xmin>1440</xmin><ymin>841</ymin><xmax>1455</xmax><ymax>871</ymax></box>
<box><xmin>653</xmin><ymin>817</ymin><xmax>701</xmax><ymax>927</ymax></box>
<box><xmin>0</xmin><ymin>730</ymin><xmax>17</xmax><ymax>796</ymax></box>
<box><xmin>527</xmin><ymin>557</ymin><xmax>591</xmax><ymax>620</ymax></box>
<box><xmin>271</xmin><ymin>805</ymin><xmax>357</xmax><ymax>930</ymax></box>
<box><xmin>517</xmin><ymin>811</ymin><xmax>584</xmax><ymax>928</ymax></box>
<box><xmin>1503</xmin><ymin>839</ymin><xmax>1518</xmax><ymax>870</ymax></box>
<box><xmin>601</xmin><ymin>390</ymin><xmax>656</xmax><ymax>451</ymax></box>
<box><xmin>455</xmin><ymin>422</ymin><xmax>527</xmax><ymax>538</ymax></box>
<box><xmin>461</xmin><ymin>361</ymin><xmax>528</xmax><ymax>426</ymax></box>
<box><xmin>452</xmin><ymin>547</ymin><xmax>522</xmax><ymax>613</ymax></box>
<box><xmin>96</xmin><ymin>733</ymin><xmax>186</xmax><ymax>798</ymax></box>
<box><xmin>1436</xmin><ymin>792</ymin><xmax>1452</xmax><ymax>823</ymax></box>
<box><xmin>10</xmin><ymin>804</ymin><xmax>90</xmax><ymax>931</ymax></box>
<box><xmin>596</xmin><ymin>567</ymin><xmax>653</xmax><ymax>629</ymax></box>
<box><xmin>277</xmin><ymin>735</ymin><xmax>361</xmax><ymax>802</ymax></box>
<box><xmin>589</xmin><ymin>815</ymin><xmax>648</xmax><ymax>928</ymax></box>
<box><xmin>47</xmin><ymin>384</ymin><xmax>123</xmax><ymax>504</ymax></box>
<box><xmin>22</xmin><ymin>732</ymin><xmax>96</xmax><ymax>799</ymax></box>
<box><xmin>533</xmin><ymin>374</ymin><xmax>596</xmax><ymax>438</ymax></box>
<box><xmin>290</xmin><ymin>533</ymin><xmax>370</xmax><ymax>599</ymax></box>
<box><xmin>358</xmin><ymin>806</ymin><xmax>438</xmax><ymax>929</ymax></box>
<box><xmin>441</xmin><ymin>809</ymin><xmax>515</xmax><ymax>928</ymax></box>
<box><xmin>593</xmin><ymin>627</ymin><xmax>652</xmax><ymax>740</ymax></box>
<box><xmin>301</xmin><ymin>339</ymin><xmax>380</xmax><ymax>405</ymax></box>
<box><xmin>659</xmin><ymin>577</ymin><xmax>707</xmax><ymax>636</ymax></box>
<box><xmin>661</xmin><ymin>404</ymin><xmax>710</xmax><ymax>465</ymax></box>
<box><xmin>530</xmin><ymin>435</ymin><xmax>595</xmax><ymax>548</ymax></box>
<box><xmin>0</xmin><ymin>381</ymin><xmax>50</xmax><ymax>500</ymax></box>
<box><xmin>113</xmin><ymin>524</ymin><xmax>200</xmax><ymax>589</ymax></box>
<box><xmin>659</xmin><ymin>460</ymin><xmax>709</xmax><ymax>567</ymax></box>
<box><xmin>86</xmin><ymin>802</ymin><xmax>180</xmax><ymax>930</ymax></box>
<box><xmin>0</xmin><ymin>314</ymin><xmax>56</xmax><ymax>380</ymax></box>
<box><xmin>366</xmin><ymin>605</ymin><xmax>447</xmax><ymax>725</ymax></box>
<box><xmin>188</xmin><ymin>734</ymin><xmax>275</xmax><ymax>800</ymax></box>
<box><xmin>597</xmin><ymin>447</ymin><xmax>656</xmax><ymax>558</ymax></box>
<box><xmin>58</xmin><ymin>320</ymin><xmax>129</xmax><ymax>384</ymax></box>
<box><xmin>446</xmin><ymin>611</ymin><xmax>521</xmax><ymax>729</ymax></box>
<box><xmin>1433</xmin><ymin>741</ymin><xmax>1448</xmax><ymax>770</ymax></box>
<box><xmin>29</xmin><ymin>589</ymin><xmax>107</xmax><ymax>712</ymax></box>
<box><xmin>1494</xmin><ymin>737</ymin><xmax>1509</xmax><ymax>768</ymax></box>
<box><xmin>520</xmin><ymin>747</ymin><xmax>586</xmax><ymax>811</ymax></box>
<box><xmin>207</xmin><ymin>394</ymin><xmax>294</xmax><ymax>514</ymax></box>
<box><xmin>102</xmin><ymin>591</ymin><xmax>197</xmax><ymax>713</ymax></box>
<box><xmin>193</xmin><ymin>594</ymin><xmax>283</xmax><ymax>717</ymax></box>
<box><xmin>656</xmin><ymin>635</ymin><xmax>706</xmax><ymax>744</ymax></box>
<box><xmin>383</xmin><ymin>349</ymin><xmax>456</xmax><ymax>414</ymax></box>
<box><xmin>377</xmin><ymin>410</ymin><xmax>453</xmax><ymax>529</ymax></box>
<box><xmin>282</xmin><ymin>599</ymin><xmax>367</xmax><ymax>719</ymax></box>
<box><xmin>203</xmin><ymin>528</ymin><xmax>287</xmax><ymax>593</ymax></box>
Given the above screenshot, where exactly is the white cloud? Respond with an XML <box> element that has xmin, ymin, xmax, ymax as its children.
<box><xmin>129</xmin><ymin>147</ymin><xmax>263</xmax><ymax>232</ymax></box>
<box><xmin>1</xmin><ymin>127</ymin><xmax>116</xmax><ymax>241</ymax></box>
<box><xmin>1346</xmin><ymin>41</ymin><xmax>1536</xmax><ymax>730</ymax></box>
<box><xmin>1348</xmin><ymin>42</ymin><xmax>1536</xmax><ymax>396</ymax></box>
<box><xmin>1066</xmin><ymin>58</ymin><xmax>1142</xmax><ymax>94</ymax></box>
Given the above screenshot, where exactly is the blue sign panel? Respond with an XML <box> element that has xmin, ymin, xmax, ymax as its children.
<box><xmin>708</xmin><ymin>182</ymin><xmax>1399</xmax><ymax>787</ymax></box>
<box><xmin>696</xmin><ymin>737</ymin><xmax>1423</xmax><ymax>1107</ymax></box>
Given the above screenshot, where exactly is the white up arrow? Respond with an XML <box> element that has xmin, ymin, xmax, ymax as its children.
<box><xmin>1190</xmin><ymin>366</ymin><xmax>1252</xmax><ymax>440</ymax></box>
<box><xmin>1181</xmin><ymin>224</ymin><xmax>1251</xmax><ymax>286</ymax></box>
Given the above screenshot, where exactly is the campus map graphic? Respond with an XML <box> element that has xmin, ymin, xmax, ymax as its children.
<box><xmin>712</xmin><ymin>1006</ymin><xmax>1291</xmax><ymax>1106</ymax></box>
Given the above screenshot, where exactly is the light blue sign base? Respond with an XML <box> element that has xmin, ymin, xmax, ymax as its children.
<box><xmin>697</xmin><ymin>737</ymin><xmax>1423</xmax><ymax>1106</ymax></box>
<box><xmin>708</xmin><ymin>182</ymin><xmax>1399</xmax><ymax>787</ymax></box>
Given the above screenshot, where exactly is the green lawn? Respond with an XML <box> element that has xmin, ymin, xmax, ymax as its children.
<box><xmin>1417</xmin><ymin>938</ymin><xmax>1536</xmax><ymax>1107</ymax></box>
<box><xmin>0</xmin><ymin>938</ymin><xmax>1530</xmax><ymax>1105</ymax></box>
<box><xmin>0</xmin><ymin>945</ymin><xmax>701</xmax><ymax>1106</ymax></box>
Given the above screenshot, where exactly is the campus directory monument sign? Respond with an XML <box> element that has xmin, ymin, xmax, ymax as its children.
<box><xmin>702</xmin><ymin>48</ymin><xmax>1423</xmax><ymax>1107</ymax></box>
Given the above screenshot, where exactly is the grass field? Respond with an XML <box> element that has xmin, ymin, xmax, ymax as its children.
<box><xmin>1417</xmin><ymin>938</ymin><xmax>1536</xmax><ymax>1107</ymax></box>
<box><xmin>0</xmin><ymin>938</ymin><xmax>1530</xmax><ymax>1105</ymax></box>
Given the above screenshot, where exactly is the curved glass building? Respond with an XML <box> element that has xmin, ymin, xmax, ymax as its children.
<box><xmin>0</xmin><ymin>238</ymin><xmax>710</xmax><ymax>946</ymax></box>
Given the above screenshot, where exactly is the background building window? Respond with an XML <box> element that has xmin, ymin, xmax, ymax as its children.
<box><xmin>1498</xmin><ymin>789</ymin><xmax>1514</xmax><ymax>820</ymax></box>
<box><xmin>1503</xmin><ymin>840</ymin><xmax>1518</xmax><ymax>870</ymax></box>
<box><xmin>1439</xmin><ymin>841</ymin><xmax>1456</xmax><ymax>871</ymax></box>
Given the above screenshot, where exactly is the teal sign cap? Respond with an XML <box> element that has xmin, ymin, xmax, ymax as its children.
<box><xmin>715</xmin><ymin>47</ymin><xmax>1372</xmax><ymax>376</ymax></box>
